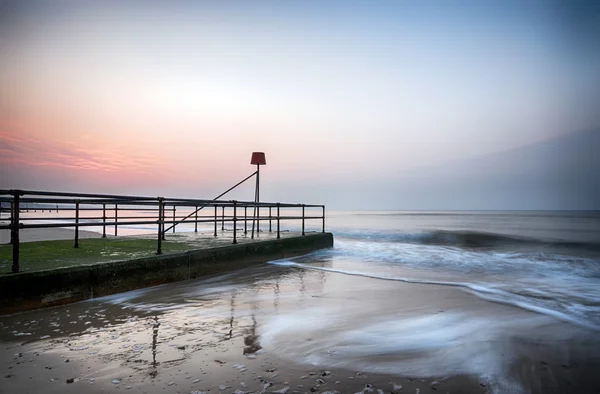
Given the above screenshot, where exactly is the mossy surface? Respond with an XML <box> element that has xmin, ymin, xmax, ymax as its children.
<box><xmin>0</xmin><ymin>236</ymin><xmax>197</xmax><ymax>275</ymax></box>
<box><xmin>0</xmin><ymin>231</ymin><xmax>308</xmax><ymax>275</ymax></box>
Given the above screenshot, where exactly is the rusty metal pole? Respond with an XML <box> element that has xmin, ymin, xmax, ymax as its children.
<box><xmin>11</xmin><ymin>192</ymin><xmax>20</xmax><ymax>273</ymax></box>
<box><xmin>161</xmin><ymin>203</ymin><xmax>166</xmax><ymax>240</ymax></box>
<box><xmin>172</xmin><ymin>206</ymin><xmax>176</xmax><ymax>233</ymax></box>
<box><xmin>256</xmin><ymin>163</ymin><xmax>260</xmax><ymax>235</ymax></box>
<box><xmin>9</xmin><ymin>200</ymin><xmax>14</xmax><ymax>244</ymax></box>
<box><xmin>233</xmin><ymin>201</ymin><xmax>237</xmax><ymax>244</ymax></box>
<box><xmin>302</xmin><ymin>204</ymin><xmax>305</xmax><ymax>236</ymax></box>
<box><xmin>221</xmin><ymin>206</ymin><xmax>225</xmax><ymax>231</ymax></box>
<box><xmin>214</xmin><ymin>205</ymin><xmax>217</xmax><ymax>237</ymax></box>
<box><xmin>157</xmin><ymin>198</ymin><xmax>163</xmax><ymax>255</ymax></box>
<box><xmin>161</xmin><ymin>202</ymin><xmax>166</xmax><ymax>240</ymax></box>
<box><xmin>74</xmin><ymin>200</ymin><xmax>80</xmax><ymax>248</ymax></box>
<box><xmin>10</xmin><ymin>202</ymin><xmax>15</xmax><ymax>245</ymax></box>
<box><xmin>251</xmin><ymin>171</ymin><xmax>258</xmax><ymax>239</ymax></box>
<box><xmin>276</xmin><ymin>203</ymin><xmax>280</xmax><ymax>239</ymax></box>
<box><xmin>102</xmin><ymin>203</ymin><xmax>107</xmax><ymax>238</ymax></box>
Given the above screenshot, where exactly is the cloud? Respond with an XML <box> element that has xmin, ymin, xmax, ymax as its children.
<box><xmin>0</xmin><ymin>128</ymin><xmax>159</xmax><ymax>173</ymax></box>
<box><xmin>0</xmin><ymin>122</ymin><xmax>168</xmax><ymax>192</ymax></box>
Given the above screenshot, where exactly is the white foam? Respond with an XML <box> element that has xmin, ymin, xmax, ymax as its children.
<box><xmin>260</xmin><ymin>308</ymin><xmax>552</xmax><ymax>394</ymax></box>
<box><xmin>267</xmin><ymin>260</ymin><xmax>600</xmax><ymax>331</ymax></box>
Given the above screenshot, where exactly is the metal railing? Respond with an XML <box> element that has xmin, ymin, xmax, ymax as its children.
<box><xmin>0</xmin><ymin>189</ymin><xmax>326</xmax><ymax>273</ymax></box>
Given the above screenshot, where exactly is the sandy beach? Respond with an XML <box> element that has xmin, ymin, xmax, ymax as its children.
<box><xmin>1</xmin><ymin>263</ymin><xmax>599</xmax><ymax>394</ymax></box>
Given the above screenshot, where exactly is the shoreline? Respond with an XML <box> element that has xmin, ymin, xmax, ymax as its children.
<box><xmin>0</xmin><ymin>232</ymin><xmax>334</xmax><ymax>313</ymax></box>
<box><xmin>2</xmin><ymin>264</ymin><xmax>599</xmax><ymax>394</ymax></box>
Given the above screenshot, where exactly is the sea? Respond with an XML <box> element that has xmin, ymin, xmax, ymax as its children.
<box><xmin>265</xmin><ymin>210</ymin><xmax>600</xmax><ymax>392</ymax></box>
<box><xmin>301</xmin><ymin>210</ymin><xmax>600</xmax><ymax>330</ymax></box>
<box><xmin>2</xmin><ymin>209</ymin><xmax>600</xmax><ymax>393</ymax></box>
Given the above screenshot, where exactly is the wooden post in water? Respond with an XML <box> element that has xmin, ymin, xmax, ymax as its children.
<box><xmin>114</xmin><ymin>204</ymin><xmax>118</xmax><ymax>236</ymax></box>
<box><xmin>322</xmin><ymin>205</ymin><xmax>325</xmax><ymax>232</ymax></box>
<box><xmin>172</xmin><ymin>206</ymin><xmax>176</xmax><ymax>233</ymax></box>
<box><xmin>194</xmin><ymin>206</ymin><xmax>198</xmax><ymax>233</ymax></box>
<box><xmin>269</xmin><ymin>206</ymin><xmax>272</xmax><ymax>232</ymax></box>
<box><xmin>244</xmin><ymin>206</ymin><xmax>247</xmax><ymax>235</ymax></box>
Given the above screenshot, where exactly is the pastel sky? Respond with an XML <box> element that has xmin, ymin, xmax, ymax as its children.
<box><xmin>1</xmin><ymin>1</ymin><xmax>599</xmax><ymax>209</ymax></box>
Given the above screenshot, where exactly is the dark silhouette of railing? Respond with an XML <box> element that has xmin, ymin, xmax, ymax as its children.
<box><xmin>0</xmin><ymin>189</ymin><xmax>326</xmax><ymax>273</ymax></box>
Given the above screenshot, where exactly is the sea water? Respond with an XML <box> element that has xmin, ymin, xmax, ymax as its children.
<box><xmin>265</xmin><ymin>210</ymin><xmax>600</xmax><ymax>392</ymax></box>
<box><xmin>3</xmin><ymin>210</ymin><xmax>599</xmax><ymax>393</ymax></box>
<box><xmin>296</xmin><ymin>210</ymin><xmax>600</xmax><ymax>329</ymax></box>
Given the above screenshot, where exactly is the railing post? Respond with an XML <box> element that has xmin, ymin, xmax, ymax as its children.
<box><xmin>214</xmin><ymin>205</ymin><xmax>218</xmax><ymax>237</ymax></box>
<box><xmin>102</xmin><ymin>203</ymin><xmax>107</xmax><ymax>238</ymax></box>
<box><xmin>276</xmin><ymin>203</ymin><xmax>280</xmax><ymax>239</ymax></box>
<box><xmin>194</xmin><ymin>206</ymin><xmax>198</xmax><ymax>233</ymax></box>
<box><xmin>221</xmin><ymin>206</ymin><xmax>225</xmax><ymax>231</ymax></box>
<box><xmin>161</xmin><ymin>203</ymin><xmax>166</xmax><ymax>240</ymax></box>
<box><xmin>322</xmin><ymin>205</ymin><xmax>325</xmax><ymax>233</ymax></box>
<box><xmin>172</xmin><ymin>206</ymin><xmax>176</xmax><ymax>233</ymax></box>
<box><xmin>233</xmin><ymin>201</ymin><xmax>237</xmax><ymax>244</ymax></box>
<box><xmin>302</xmin><ymin>204</ymin><xmax>305</xmax><ymax>236</ymax></box>
<box><xmin>11</xmin><ymin>192</ymin><xmax>20</xmax><ymax>273</ymax></box>
<box><xmin>244</xmin><ymin>206</ymin><xmax>247</xmax><ymax>235</ymax></box>
<box><xmin>114</xmin><ymin>204</ymin><xmax>118</xmax><ymax>236</ymax></box>
<box><xmin>74</xmin><ymin>200</ymin><xmax>80</xmax><ymax>248</ymax></box>
<box><xmin>9</xmin><ymin>200</ymin><xmax>14</xmax><ymax>244</ymax></box>
<box><xmin>157</xmin><ymin>198</ymin><xmax>163</xmax><ymax>255</ymax></box>
<box><xmin>269</xmin><ymin>206</ymin><xmax>272</xmax><ymax>232</ymax></box>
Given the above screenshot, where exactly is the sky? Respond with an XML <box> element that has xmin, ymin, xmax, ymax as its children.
<box><xmin>1</xmin><ymin>0</ymin><xmax>599</xmax><ymax>209</ymax></box>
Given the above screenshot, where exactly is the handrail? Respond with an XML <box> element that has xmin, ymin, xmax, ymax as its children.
<box><xmin>163</xmin><ymin>170</ymin><xmax>257</xmax><ymax>233</ymax></box>
<box><xmin>0</xmin><ymin>189</ymin><xmax>326</xmax><ymax>273</ymax></box>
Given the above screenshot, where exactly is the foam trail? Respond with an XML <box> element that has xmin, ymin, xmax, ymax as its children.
<box><xmin>260</xmin><ymin>308</ymin><xmax>546</xmax><ymax>394</ymax></box>
<box><xmin>268</xmin><ymin>259</ymin><xmax>600</xmax><ymax>331</ymax></box>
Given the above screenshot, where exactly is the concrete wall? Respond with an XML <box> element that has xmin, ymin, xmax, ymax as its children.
<box><xmin>0</xmin><ymin>233</ymin><xmax>333</xmax><ymax>314</ymax></box>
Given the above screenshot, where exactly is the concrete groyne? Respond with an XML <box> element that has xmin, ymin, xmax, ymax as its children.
<box><xmin>0</xmin><ymin>232</ymin><xmax>333</xmax><ymax>314</ymax></box>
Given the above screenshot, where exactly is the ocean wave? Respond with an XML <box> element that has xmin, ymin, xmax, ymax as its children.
<box><xmin>334</xmin><ymin>229</ymin><xmax>600</xmax><ymax>251</ymax></box>
<box><xmin>348</xmin><ymin>211</ymin><xmax>600</xmax><ymax>219</ymax></box>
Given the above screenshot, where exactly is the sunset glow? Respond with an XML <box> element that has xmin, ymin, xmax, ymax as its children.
<box><xmin>1</xmin><ymin>1</ymin><xmax>598</xmax><ymax>208</ymax></box>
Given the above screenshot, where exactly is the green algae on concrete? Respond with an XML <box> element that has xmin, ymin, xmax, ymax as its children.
<box><xmin>0</xmin><ymin>231</ymin><xmax>309</xmax><ymax>275</ymax></box>
<box><xmin>0</xmin><ymin>237</ymin><xmax>196</xmax><ymax>275</ymax></box>
<box><xmin>0</xmin><ymin>232</ymin><xmax>334</xmax><ymax>314</ymax></box>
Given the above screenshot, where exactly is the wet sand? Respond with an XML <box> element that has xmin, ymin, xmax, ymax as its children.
<box><xmin>1</xmin><ymin>264</ymin><xmax>599</xmax><ymax>393</ymax></box>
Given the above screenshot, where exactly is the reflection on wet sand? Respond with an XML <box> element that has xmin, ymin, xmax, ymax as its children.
<box><xmin>0</xmin><ymin>261</ymin><xmax>598</xmax><ymax>394</ymax></box>
<box><xmin>226</xmin><ymin>291</ymin><xmax>235</xmax><ymax>341</ymax></box>
<box><xmin>149</xmin><ymin>315</ymin><xmax>159</xmax><ymax>378</ymax></box>
<box><xmin>244</xmin><ymin>292</ymin><xmax>261</xmax><ymax>356</ymax></box>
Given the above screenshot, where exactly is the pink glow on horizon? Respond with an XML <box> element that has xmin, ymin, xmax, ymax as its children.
<box><xmin>0</xmin><ymin>115</ymin><xmax>269</xmax><ymax>195</ymax></box>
